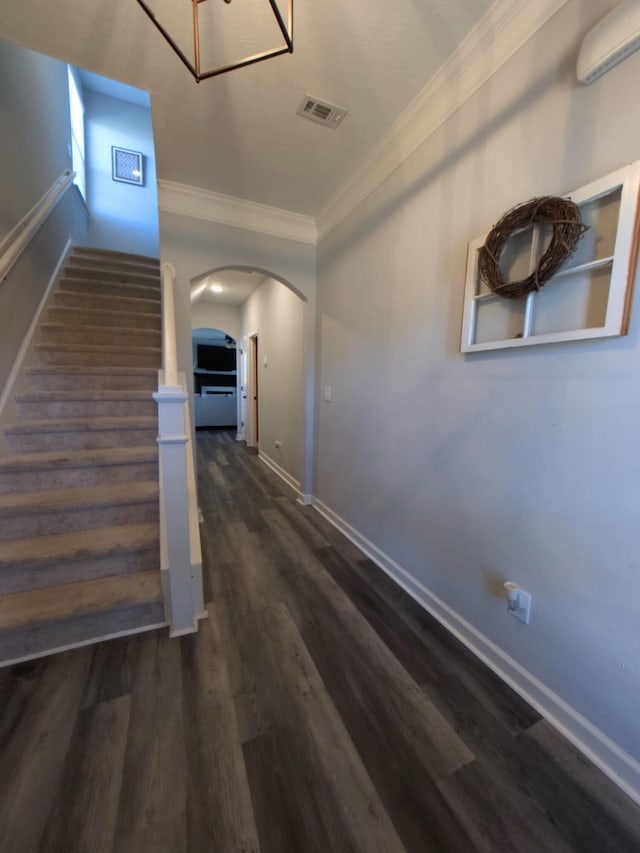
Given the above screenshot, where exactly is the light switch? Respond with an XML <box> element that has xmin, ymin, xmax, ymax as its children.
<box><xmin>324</xmin><ymin>386</ymin><xmax>332</xmax><ymax>402</ymax></box>
<box><xmin>263</xmin><ymin>356</ymin><xmax>268</xmax><ymax>367</ymax></box>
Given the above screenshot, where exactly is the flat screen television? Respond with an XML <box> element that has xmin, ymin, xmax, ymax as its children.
<box><xmin>197</xmin><ymin>344</ymin><xmax>236</xmax><ymax>372</ymax></box>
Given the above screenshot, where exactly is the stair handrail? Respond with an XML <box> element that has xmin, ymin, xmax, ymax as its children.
<box><xmin>0</xmin><ymin>170</ymin><xmax>75</xmax><ymax>283</ymax></box>
<box><xmin>154</xmin><ymin>262</ymin><xmax>205</xmax><ymax>636</ymax></box>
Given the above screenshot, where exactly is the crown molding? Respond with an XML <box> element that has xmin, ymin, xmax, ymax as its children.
<box><xmin>158</xmin><ymin>180</ymin><xmax>317</xmax><ymax>245</ymax></box>
<box><xmin>316</xmin><ymin>0</ymin><xmax>570</xmax><ymax>240</ymax></box>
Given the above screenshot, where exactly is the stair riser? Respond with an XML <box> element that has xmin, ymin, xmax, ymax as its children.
<box><xmin>6</xmin><ymin>428</ymin><xmax>158</xmax><ymax>453</ymax></box>
<box><xmin>35</xmin><ymin>348</ymin><xmax>161</xmax><ymax>368</ymax></box>
<box><xmin>26</xmin><ymin>372</ymin><xmax>157</xmax><ymax>391</ymax></box>
<box><xmin>0</xmin><ymin>601</ymin><xmax>164</xmax><ymax>663</ymax></box>
<box><xmin>41</xmin><ymin>327</ymin><xmax>161</xmax><ymax>348</ymax></box>
<box><xmin>0</xmin><ymin>461</ymin><xmax>157</xmax><ymax>495</ymax></box>
<box><xmin>0</xmin><ymin>501</ymin><xmax>158</xmax><ymax>541</ymax></box>
<box><xmin>54</xmin><ymin>291</ymin><xmax>161</xmax><ymax>315</ymax></box>
<box><xmin>69</xmin><ymin>255</ymin><xmax>160</xmax><ymax>275</ymax></box>
<box><xmin>47</xmin><ymin>307</ymin><xmax>161</xmax><ymax>330</ymax></box>
<box><xmin>18</xmin><ymin>399</ymin><xmax>156</xmax><ymax>420</ymax></box>
<box><xmin>65</xmin><ymin>265</ymin><xmax>160</xmax><ymax>286</ymax></box>
<box><xmin>73</xmin><ymin>247</ymin><xmax>159</xmax><ymax>264</ymax></box>
<box><xmin>0</xmin><ymin>548</ymin><xmax>159</xmax><ymax>594</ymax></box>
<box><xmin>59</xmin><ymin>279</ymin><xmax>161</xmax><ymax>301</ymax></box>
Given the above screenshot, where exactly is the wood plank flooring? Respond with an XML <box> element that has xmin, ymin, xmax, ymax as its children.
<box><xmin>1</xmin><ymin>428</ymin><xmax>640</xmax><ymax>851</ymax></box>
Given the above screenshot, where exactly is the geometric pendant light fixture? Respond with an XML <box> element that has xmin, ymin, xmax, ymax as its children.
<box><xmin>134</xmin><ymin>0</ymin><xmax>293</xmax><ymax>82</ymax></box>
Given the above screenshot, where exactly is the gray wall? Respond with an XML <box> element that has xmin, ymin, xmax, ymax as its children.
<box><xmin>0</xmin><ymin>39</ymin><xmax>87</xmax><ymax>395</ymax></box>
<box><xmin>84</xmin><ymin>90</ymin><xmax>159</xmax><ymax>258</ymax></box>
<box><xmin>191</xmin><ymin>302</ymin><xmax>241</xmax><ymax>342</ymax></box>
<box><xmin>316</xmin><ymin>0</ymin><xmax>640</xmax><ymax>765</ymax></box>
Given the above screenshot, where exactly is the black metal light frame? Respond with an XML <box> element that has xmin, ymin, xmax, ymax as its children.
<box><xmin>135</xmin><ymin>0</ymin><xmax>294</xmax><ymax>82</ymax></box>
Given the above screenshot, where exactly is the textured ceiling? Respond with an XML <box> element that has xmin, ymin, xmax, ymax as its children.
<box><xmin>0</xmin><ymin>0</ymin><xmax>492</xmax><ymax>216</ymax></box>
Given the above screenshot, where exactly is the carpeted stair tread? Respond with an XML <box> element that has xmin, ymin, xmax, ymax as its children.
<box><xmin>0</xmin><ymin>446</ymin><xmax>157</xmax><ymax>472</ymax></box>
<box><xmin>24</xmin><ymin>366</ymin><xmax>158</xmax><ymax>392</ymax></box>
<box><xmin>67</xmin><ymin>258</ymin><xmax>161</xmax><ymax>276</ymax></box>
<box><xmin>0</xmin><ymin>481</ymin><xmax>158</xmax><ymax>516</ymax></box>
<box><xmin>0</xmin><ymin>570</ymin><xmax>162</xmax><ymax>632</ymax></box>
<box><xmin>68</xmin><ymin>255</ymin><xmax>160</xmax><ymax>268</ymax></box>
<box><xmin>16</xmin><ymin>390</ymin><xmax>155</xmax><ymax>403</ymax></box>
<box><xmin>73</xmin><ymin>246</ymin><xmax>160</xmax><ymax>266</ymax></box>
<box><xmin>54</xmin><ymin>290</ymin><xmax>162</xmax><ymax>312</ymax></box>
<box><xmin>58</xmin><ymin>279</ymin><xmax>161</xmax><ymax>301</ymax></box>
<box><xmin>65</xmin><ymin>268</ymin><xmax>161</xmax><ymax>288</ymax></box>
<box><xmin>34</xmin><ymin>342</ymin><xmax>161</xmax><ymax>357</ymax></box>
<box><xmin>47</xmin><ymin>305</ymin><xmax>161</xmax><ymax>328</ymax></box>
<box><xmin>41</xmin><ymin>321</ymin><xmax>161</xmax><ymax>336</ymax></box>
<box><xmin>26</xmin><ymin>366</ymin><xmax>158</xmax><ymax>379</ymax></box>
<box><xmin>5</xmin><ymin>416</ymin><xmax>157</xmax><ymax>435</ymax></box>
<box><xmin>0</xmin><ymin>522</ymin><xmax>159</xmax><ymax>568</ymax></box>
<box><xmin>0</xmin><ymin>247</ymin><xmax>166</xmax><ymax>659</ymax></box>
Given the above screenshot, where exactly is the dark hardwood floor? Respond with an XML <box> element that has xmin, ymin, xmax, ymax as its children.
<box><xmin>1</xmin><ymin>428</ymin><xmax>640</xmax><ymax>852</ymax></box>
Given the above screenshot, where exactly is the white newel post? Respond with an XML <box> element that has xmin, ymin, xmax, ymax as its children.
<box><xmin>155</xmin><ymin>262</ymin><xmax>204</xmax><ymax>636</ymax></box>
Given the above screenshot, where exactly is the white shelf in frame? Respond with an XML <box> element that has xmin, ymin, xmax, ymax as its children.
<box><xmin>460</xmin><ymin>161</ymin><xmax>640</xmax><ymax>353</ymax></box>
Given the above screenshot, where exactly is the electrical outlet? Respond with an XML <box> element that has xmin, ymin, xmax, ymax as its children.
<box><xmin>274</xmin><ymin>440</ymin><xmax>281</xmax><ymax>448</ymax></box>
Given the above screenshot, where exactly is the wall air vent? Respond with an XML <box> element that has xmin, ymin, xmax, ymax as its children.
<box><xmin>297</xmin><ymin>95</ymin><xmax>347</xmax><ymax>128</ymax></box>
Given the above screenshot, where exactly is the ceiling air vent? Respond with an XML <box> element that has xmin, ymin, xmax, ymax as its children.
<box><xmin>297</xmin><ymin>95</ymin><xmax>347</xmax><ymax>128</ymax></box>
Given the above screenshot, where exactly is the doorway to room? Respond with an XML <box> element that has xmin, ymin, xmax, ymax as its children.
<box><xmin>189</xmin><ymin>264</ymin><xmax>313</xmax><ymax>500</ymax></box>
<box><xmin>192</xmin><ymin>328</ymin><xmax>238</xmax><ymax>431</ymax></box>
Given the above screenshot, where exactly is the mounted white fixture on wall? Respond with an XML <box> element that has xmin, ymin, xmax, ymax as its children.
<box><xmin>504</xmin><ymin>582</ymin><xmax>532</xmax><ymax>624</ymax></box>
<box><xmin>577</xmin><ymin>0</ymin><xmax>640</xmax><ymax>85</ymax></box>
<box><xmin>134</xmin><ymin>0</ymin><xmax>293</xmax><ymax>82</ymax></box>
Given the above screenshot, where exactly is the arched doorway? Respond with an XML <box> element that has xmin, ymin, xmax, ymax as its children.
<box><xmin>189</xmin><ymin>265</ymin><xmax>313</xmax><ymax>501</ymax></box>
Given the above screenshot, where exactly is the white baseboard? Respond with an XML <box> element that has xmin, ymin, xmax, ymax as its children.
<box><xmin>258</xmin><ymin>451</ymin><xmax>302</xmax><ymax>496</ymax></box>
<box><xmin>0</xmin><ymin>237</ymin><xmax>73</xmax><ymax>418</ymax></box>
<box><xmin>311</xmin><ymin>496</ymin><xmax>640</xmax><ymax>806</ymax></box>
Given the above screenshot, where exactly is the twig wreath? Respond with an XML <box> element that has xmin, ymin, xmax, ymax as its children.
<box><xmin>478</xmin><ymin>196</ymin><xmax>589</xmax><ymax>300</ymax></box>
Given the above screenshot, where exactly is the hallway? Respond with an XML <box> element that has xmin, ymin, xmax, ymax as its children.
<box><xmin>0</xmin><ymin>429</ymin><xmax>639</xmax><ymax>851</ymax></box>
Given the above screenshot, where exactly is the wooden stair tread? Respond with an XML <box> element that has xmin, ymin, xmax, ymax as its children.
<box><xmin>0</xmin><ymin>481</ymin><xmax>159</xmax><ymax>515</ymax></box>
<box><xmin>0</xmin><ymin>446</ymin><xmax>157</xmax><ymax>472</ymax></box>
<box><xmin>0</xmin><ymin>523</ymin><xmax>159</xmax><ymax>567</ymax></box>
<box><xmin>5</xmin><ymin>416</ymin><xmax>157</xmax><ymax>434</ymax></box>
<box><xmin>0</xmin><ymin>570</ymin><xmax>162</xmax><ymax>632</ymax></box>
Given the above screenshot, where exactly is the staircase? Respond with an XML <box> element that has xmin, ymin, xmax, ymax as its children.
<box><xmin>0</xmin><ymin>247</ymin><xmax>166</xmax><ymax>664</ymax></box>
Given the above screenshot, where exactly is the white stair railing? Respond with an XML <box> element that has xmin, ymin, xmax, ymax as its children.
<box><xmin>154</xmin><ymin>262</ymin><xmax>206</xmax><ymax>636</ymax></box>
<box><xmin>0</xmin><ymin>170</ymin><xmax>75</xmax><ymax>283</ymax></box>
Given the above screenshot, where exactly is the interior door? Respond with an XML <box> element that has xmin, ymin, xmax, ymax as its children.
<box><xmin>248</xmin><ymin>333</ymin><xmax>259</xmax><ymax>446</ymax></box>
<box><xmin>239</xmin><ymin>343</ymin><xmax>247</xmax><ymax>440</ymax></box>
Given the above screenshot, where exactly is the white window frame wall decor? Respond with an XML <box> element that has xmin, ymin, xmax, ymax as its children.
<box><xmin>112</xmin><ymin>147</ymin><xmax>144</xmax><ymax>186</ymax></box>
<box><xmin>460</xmin><ymin>161</ymin><xmax>640</xmax><ymax>353</ymax></box>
